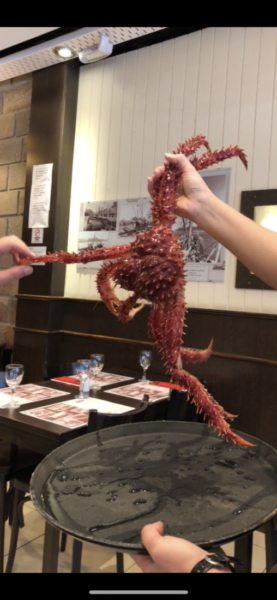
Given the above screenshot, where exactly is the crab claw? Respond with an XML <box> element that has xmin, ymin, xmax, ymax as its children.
<box><xmin>224</xmin><ymin>430</ymin><xmax>256</xmax><ymax>447</ymax></box>
<box><xmin>129</xmin><ymin>304</ymin><xmax>144</xmax><ymax>319</ymax></box>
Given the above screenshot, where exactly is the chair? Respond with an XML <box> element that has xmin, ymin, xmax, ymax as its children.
<box><xmin>5</xmin><ymin>397</ymin><xmax>150</xmax><ymax>573</ymax></box>
<box><xmin>43</xmin><ymin>363</ymin><xmax>76</xmax><ymax>381</ymax></box>
<box><xmin>0</xmin><ymin>372</ymin><xmax>44</xmax><ymax>573</ymax></box>
<box><xmin>0</xmin><ymin>444</ymin><xmax>44</xmax><ymax>574</ymax></box>
<box><xmin>165</xmin><ymin>384</ymin><xmax>206</xmax><ymax>422</ymax></box>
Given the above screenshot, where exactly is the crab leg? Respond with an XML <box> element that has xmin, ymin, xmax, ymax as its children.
<box><xmin>175</xmin><ymin>133</ymin><xmax>211</xmax><ymax>157</ymax></box>
<box><xmin>149</xmin><ymin>298</ymin><xmax>224</xmax><ymax>409</ymax></box>
<box><xmin>149</xmin><ymin>301</ymin><xmax>213</xmax><ymax>365</ymax></box>
<box><xmin>19</xmin><ymin>245</ymin><xmax>131</xmax><ymax>266</ymax></box>
<box><xmin>155</xmin><ymin>293</ymin><xmax>254</xmax><ymax>446</ymax></box>
<box><xmin>180</xmin><ymin>339</ymin><xmax>213</xmax><ymax>364</ymax></box>
<box><xmin>151</xmin><ymin>134</ymin><xmax>212</xmax><ymax>228</ymax></box>
<box><xmin>191</xmin><ymin>145</ymin><xmax>248</xmax><ymax>171</ymax></box>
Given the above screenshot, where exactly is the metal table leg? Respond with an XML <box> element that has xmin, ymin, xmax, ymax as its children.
<box><xmin>264</xmin><ymin>516</ymin><xmax>277</xmax><ymax>572</ymax></box>
<box><xmin>116</xmin><ymin>552</ymin><xmax>124</xmax><ymax>573</ymax></box>
<box><xmin>0</xmin><ymin>475</ymin><xmax>6</xmax><ymax>574</ymax></box>
<box><xmin>234</xmin><ymin>532</ymin><xmax>253</xmax><ymax>573</ymax></box>
<box><xmin>42</xmin><ymin>522</ymin><xmax>60</xmax><ymax>573</ymax></box>
<box><xmin>72</xmin><ymin>539</ymin><xmax>83</xmax><ymax>573</ymax></box>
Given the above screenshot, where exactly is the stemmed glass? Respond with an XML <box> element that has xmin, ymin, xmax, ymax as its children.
<box><xmin>75</xmin><ymin>359</ymin><xmax>91</xmax><ymax>399</ymax></box>
<box><xmin>4</xmin><ymin>364</ymin><xmax>24</xmax><ymax>408</ymax></box>
<box><xmin>90</xmin><ymin>354</ymin><xmax>104</xmax><ymax>390</ymax></box>
<box><xmin>138</xmin><ymin>350</ymin><xmax>152</xmax><ymax>382</ymax></box>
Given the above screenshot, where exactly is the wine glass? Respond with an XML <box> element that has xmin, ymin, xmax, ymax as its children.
<box><xmin>4</xmin><ymin>364</ymin><xmax>24</xmax><ymax>408</ymax></box>
<box><xmin>138</xmin><ymin>350</ymin><xmax>152</xmax><ymax>382</ymax></box>
<box><xmin>90</xmin><ymin>354</ymin><xmax>104</xmax><ymax>390</ymax></box>
<box><xmin>75</xmin><ymin>359</ymin><xmax>91</xmax><ymax>399</ymax></box>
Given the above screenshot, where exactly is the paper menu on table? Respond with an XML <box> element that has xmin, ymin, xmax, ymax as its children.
<box><xmin>51</xmin><ymin>372</ymin><xmax>135</xmax><ymax>387</ymax></box>
<box><xmin>21</xmin><ymin>397</ymin><xmax>134</xmax><ymax>428</ymax></box>
<box><xmin>21</xmin><ymin>402</ymin><xmax>89</xmax><ymax>429</ymax></box>
<box><xmin>67</xmin><ymin>398</ymin><xmax>134</xmax><ymax>414</ymax></box>
<box><xmin>0</xmin><ymin>384</ymin><xmax>70</xmax><ymax>408</ymax></box>
<box><xmin>28</xmin><ymin>164</ymin><xmax>53</xmax><ymax>228</ymax></box>
<box><xmin>106</xmin><ymin>382</ymin><xmax>170</xmax><ymax>402</ymax></box>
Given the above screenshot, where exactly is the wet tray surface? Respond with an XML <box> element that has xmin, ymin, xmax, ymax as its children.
<box><xmin>30</xmin><ymin>422</ymin><xmax>277</xmax><ymax>553</ymax></box>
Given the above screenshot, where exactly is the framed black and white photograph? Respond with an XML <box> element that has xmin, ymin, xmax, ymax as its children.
<box><xmin>235</xmin><ymin>189</ymin><xmax>277</xmax><ymax>290</ymax></box>
<box><xmin>172</xmin><ymin>169</ymin><xmax>231</xmax><ymax>282</ymax></box>
<box><xmin>79</xmin><ymin>201</ymin><xmax>117</xmax><ymax>232</ymax></box>
<box><xmin>118</xmin><ymin>201</ymin><xmax>152</xmax><ymax>238</ymax></box>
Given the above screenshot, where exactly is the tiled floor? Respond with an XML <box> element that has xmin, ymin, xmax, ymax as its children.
<box><xmin>3</xmin><ymin>500</ymin><xmax>266</xmax><ymax>573</ymax></box>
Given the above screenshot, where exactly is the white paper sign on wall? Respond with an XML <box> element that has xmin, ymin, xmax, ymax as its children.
<box><xmin>28</xmin><ymin>164</ymin><xmax>53</xmax><ymax>228</ymax></box>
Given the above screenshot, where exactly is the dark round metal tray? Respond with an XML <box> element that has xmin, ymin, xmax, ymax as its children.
<box><xmin>30</xmin><ymin>421</ymin><xmax>277</xmax><ymax>554</ymax></box>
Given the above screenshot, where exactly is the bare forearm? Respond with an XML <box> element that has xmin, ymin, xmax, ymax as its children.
<box><xmin>193</xmin><ymin>192</ymin><xmax>277</xmax><ymax>290</ymax></box>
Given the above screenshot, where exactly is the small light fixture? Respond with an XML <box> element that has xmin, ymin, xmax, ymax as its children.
<box><xmin>52</xmin><ymin>45</ymin><xmax>77</xmax><ymax>60</ymax></box>
<box><xmin>79</xmin><ymin>32</ymin><xmax>113</xmax><ymax>64</ymax></box>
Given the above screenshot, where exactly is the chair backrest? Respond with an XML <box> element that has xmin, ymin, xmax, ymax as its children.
<box><xmin>87</xmin><ymin>394</ymin><xmax>149</xmax><ymax>433</ymax></box>
<box><xmin>166</xmin><ymin>388</ymin><xmax>205</xmax><ymax>422</ymax></box>
<box><xmin>43</xmin><ymin>362</ymin><xmax>77</xmax><ymax>381</ymax></box>
<box><xmin>0</xmin><ymin>371</ymin><xmax>7</xmax><ymax>388</ymax></box>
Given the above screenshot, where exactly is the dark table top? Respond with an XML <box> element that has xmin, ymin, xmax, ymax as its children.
<box><xmin>0</xmin><ymin>368</ymin><xmax>171</xmax><ymax>455</ymax></box>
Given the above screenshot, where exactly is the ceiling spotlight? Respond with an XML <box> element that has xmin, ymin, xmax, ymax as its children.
<box><xmin>53</xmin><ymin>46</ymin><xmax>77</xmax><ymax>59</ymax></box>
<box><xmin>78</xmin><ymin>32</ymin><xmax>113</xmax><ymax>64</ymax></box>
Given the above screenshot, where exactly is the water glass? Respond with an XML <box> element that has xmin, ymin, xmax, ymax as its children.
<box><xmin>90</xmin><ymin>354</ymin><xmax>104</xmax><ymax>390</ymax></box>
<box><xmin>4</xmin><ymin>364</ymin><xmax>24</xmax><ymax>408</ymax></box>
<box><xmin>75</xmin><ymin>359</ymin><xmax>91</xmax><ymax>399</ymax></box>
<box><xmin>138</xmin><ymin>350</ymin><xmax>152</xmax><ymax>382</ymax></box>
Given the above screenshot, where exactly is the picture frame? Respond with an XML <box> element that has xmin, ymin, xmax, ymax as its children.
<box><xmin>235</xmin><ymin>189</ymin><xmax>277</xmax><ymax>290</ymax></box>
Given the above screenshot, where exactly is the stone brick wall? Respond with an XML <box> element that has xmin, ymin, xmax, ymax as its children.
<box><xmin>0</xmin><ymin>73</ymin><xmax>32</xmax><ymax>350</ymax></box>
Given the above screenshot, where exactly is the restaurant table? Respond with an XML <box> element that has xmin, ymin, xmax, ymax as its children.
<box><xmin>30</xmin><ymin>421</ymin><xmax>277</xmax><ymax>573</ymax></box>
<box><xmin>0</xmin><ymin>368</ymin><xmax>171</xmax><ymax>456</ymax></box>
<box><xmin>2</xmin><ymin>371</ymin><xmax>276</xmax><ymax>573</ymax></box>
<box><xmin>0</xmin><ymin>368</ymin><xmax>174</xmax><ymax>572</ymax></box>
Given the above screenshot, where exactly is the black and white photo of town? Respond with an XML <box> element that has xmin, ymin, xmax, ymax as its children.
<box><xmin>118</xmin><ymin>202</ymin><xmax>152</xmax><ymax>237</ymax></box>
<box><xmin>173</xmin><ymin>217</ymin><xmax>225</xmax><ymax>265</ymax></box>
<box><xmin>80</xmin><ymin>201</ymin><xmax>117</xmax><ymax>232</ymax></box>
<box><xmin>171</xmin><ymin>170</ymin><xmax>230</xmax><ymax>282</ymax></box>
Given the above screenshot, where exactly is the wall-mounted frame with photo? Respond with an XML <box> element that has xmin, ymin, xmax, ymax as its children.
<box><xmin>76</xmin><ymin>170</ymin><xmax>232</xmax><ymax>283</ymax></box>
<box><xmin>235</xmin><ymin>189</ymin><xmax>277</xmax><ymax>290</ymax></box>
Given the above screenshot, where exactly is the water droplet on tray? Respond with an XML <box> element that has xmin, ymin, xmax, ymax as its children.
<box><xmin>134</xmin><ymin>499</ymin><xmax>147</xmax><ymax>505</ymax></box>
<box><xmin>77</xmin><ymin>490</ymin><xmax>92</xmax><ymax>497</ymax></box>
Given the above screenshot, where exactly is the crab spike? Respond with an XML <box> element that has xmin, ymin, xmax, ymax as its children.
<box><xmin>224</xmin><ymin>430</ymin><xmax>256</xmax><ymax>447</ymax></box>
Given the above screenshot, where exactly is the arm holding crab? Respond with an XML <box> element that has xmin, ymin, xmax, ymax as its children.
<box><xmin>148</xmin><ymin>153</ymin><xmax>277</xmax><ymax>290</ymax></box>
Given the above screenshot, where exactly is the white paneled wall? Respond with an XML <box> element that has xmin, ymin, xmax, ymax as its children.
<box><xmin>65</xmin><ymin>27</ymin><xmax>277</xmax><ymax>313</ymax></box>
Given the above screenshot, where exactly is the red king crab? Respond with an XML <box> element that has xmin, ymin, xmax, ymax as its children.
<box><xmin>20</xmin><ymin>134</ymin><xmax>254</xmax><ymax>447</ymax></box>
